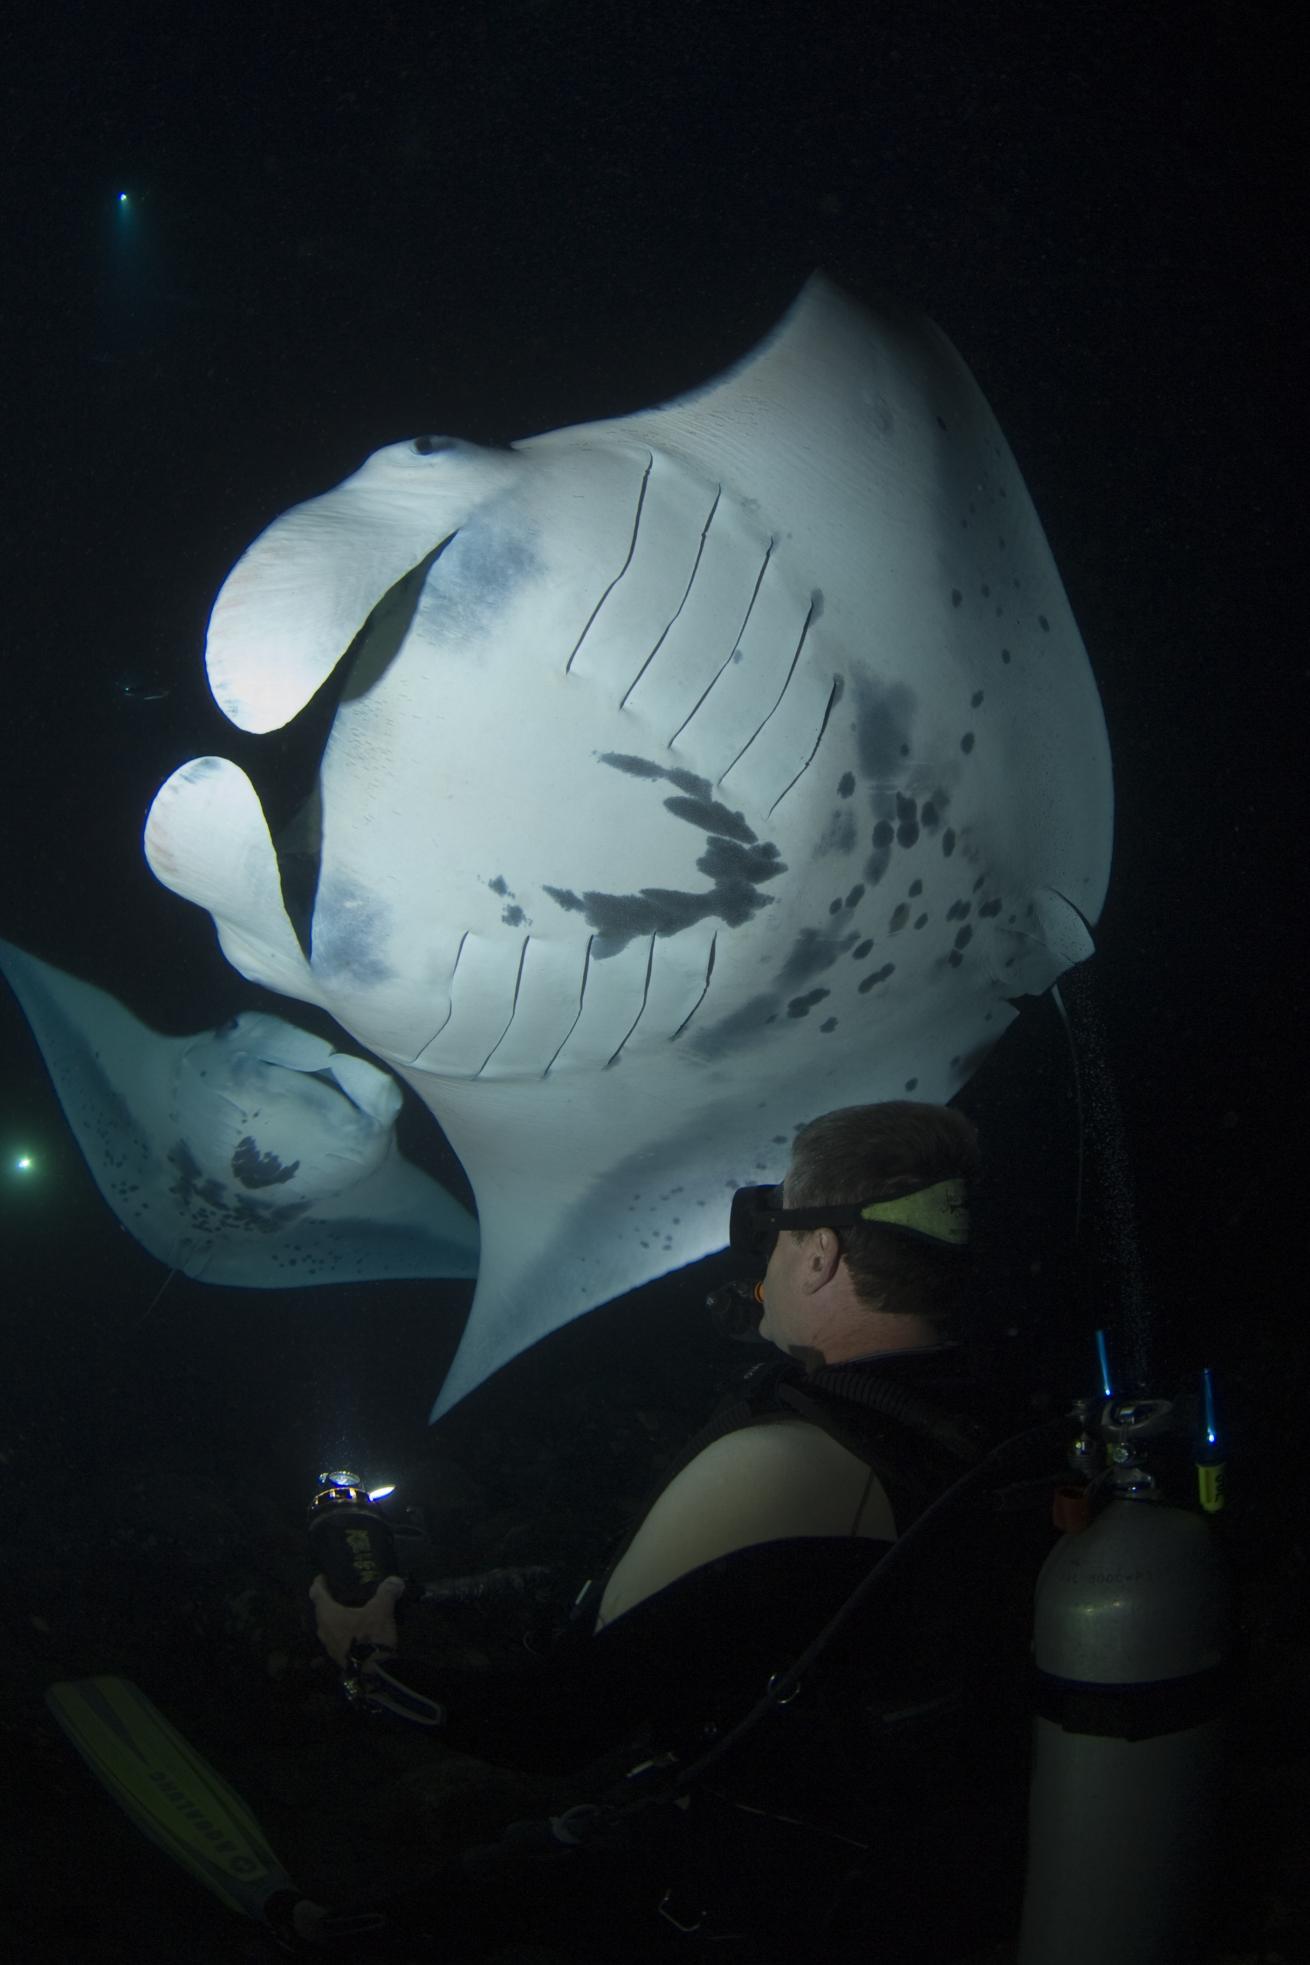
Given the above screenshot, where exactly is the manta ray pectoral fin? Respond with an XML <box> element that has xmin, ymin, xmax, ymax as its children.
<box><xmin>423</xmin><ymin>1136</ymin><xmax>732</xmax><ymax>1421</ymax></box>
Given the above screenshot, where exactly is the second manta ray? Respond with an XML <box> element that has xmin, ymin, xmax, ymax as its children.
<box><xmin>0</xmin><ymin>939</ymin><xmax>479</xmax><ymax>1289</ymax></box>
<box><xmin>144</xmin><ymin>276</ymin><xmax>1113</xmax><ymax>1414</ymax></box>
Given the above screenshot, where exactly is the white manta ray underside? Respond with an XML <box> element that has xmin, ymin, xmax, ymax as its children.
<box><xmin>143</xmin><ymin>277</ymin><xmax>1112</xmax><ymax>1414</ymax></box>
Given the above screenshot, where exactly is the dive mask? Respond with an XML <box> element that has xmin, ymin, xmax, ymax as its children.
<box><xmin>728</xmin><ymin>1178</ymin><xmax>970</xmax><ymax>1268</ymax></box>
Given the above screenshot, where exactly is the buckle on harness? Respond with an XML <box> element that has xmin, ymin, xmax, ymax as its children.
<box><xmin>658</xmin><ymin>1887</ymin><xmax>748</xmax><ymax>1942</ymax></box>
<box><xmin>658</xmin><ymin>1887</ymin><xmax>708</xmax><ymax>1934</ymax></box>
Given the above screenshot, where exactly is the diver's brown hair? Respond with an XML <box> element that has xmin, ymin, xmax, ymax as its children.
<box><xmin>785</xmin><ymin>1101</ymin><xmax>980</xmax><ymax>1331</ymax></box>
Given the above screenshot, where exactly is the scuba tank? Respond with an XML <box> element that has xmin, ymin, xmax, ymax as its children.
<box><xmin>1017</xmin><ymin>1345</ymin><xmax>1235</xmax><ymax>1965</ymax></box>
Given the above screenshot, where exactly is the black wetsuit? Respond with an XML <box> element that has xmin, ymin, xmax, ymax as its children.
<box><xmin>355</xmin><ymin>1344</ymin><xmax>1055</xmax><ymax>1961</ymax></box>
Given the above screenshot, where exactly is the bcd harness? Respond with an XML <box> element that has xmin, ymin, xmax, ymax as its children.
<box><xmin>445</xmin><ymin>1353</ymin><xmax>1067</xmax><ymax>1955</ymax></box>
<box><xmin>574</xmin><ymin>1346</ymin><xmax>1019</xmax><ymax>1632</ymax></box>
<box><xmin>559</xmin><ymin>1350</ymin><xmax>1064</xmax><ymax>1811</ymax></box>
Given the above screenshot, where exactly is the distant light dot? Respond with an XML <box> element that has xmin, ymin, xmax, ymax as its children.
<box><xmin>117</xmin><ymin>191</ymin><xmax>130</xmax><ymax>206</ymax></box>
<box><xmin>15</xmin><ymin>1154</ymin><xmax>34</xmax><ymax>1173</ymax></box>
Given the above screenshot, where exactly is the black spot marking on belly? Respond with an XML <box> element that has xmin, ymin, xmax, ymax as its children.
<box><xmin>599</xmin><ymin>754</ymin><xmax>758</xmax><ymax>847</ymax></box>
<box><xmin>544</xmin><ymin>759</ymin><xmax>787</xmax><ymax>950</ymax></box>
<box><xmin>662</xmin><ymin>794</ymin><xmax>757</xmax><ymax>846</ymax></box>
<box><xmin>853</xmin><ymin>674</ymin><xmax>916</xmax><ymax>779</ymax></box>
<box><xmin>600</xmin><ymin>752</ymin><xmax>703</xmax><ymax>790</ymax></box>
<box><xmin>232</xmin><ymin>1138</ymin><xmax>300</xmax><ymax>1189</ymax></box>
<box><xmin>779</xmin><ymin>925</ymin><xmax>860</xmax><ymax>986</ymax></box>
<box><xmin>685</xmin><ymin>993</ymin><xmax>781</xmax><ymax>1061</ymax></box>
<box><xmin>816</xmin><ymin>807</ymin><xmax>858</xmax><ymax>857</ymax></box>
<box><xmin>544</xmin><ymin>840</ymin><xmax>783</xmax><ymax>945</ymax></box>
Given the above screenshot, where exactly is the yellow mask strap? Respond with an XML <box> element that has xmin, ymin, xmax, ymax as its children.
<box><xmin>858</xmin><ymin>1178</ymin><xmax>970</xmax><ymax>1246</ymax></box>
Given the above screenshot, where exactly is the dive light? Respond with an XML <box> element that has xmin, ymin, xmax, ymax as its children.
<box><xmin>308</xmin><ymin>1469</ymin><xmax>399</xmax><ymax>1607</ymax></box>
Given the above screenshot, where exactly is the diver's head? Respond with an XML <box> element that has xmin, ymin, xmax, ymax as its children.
<box><xmin>740</xmin><ymin>1102</ymin><xmax>979</xmax><ymax>1365</ymax></box>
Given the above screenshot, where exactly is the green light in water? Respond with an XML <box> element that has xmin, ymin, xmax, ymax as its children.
<box><xmin>117</xmin><ymin>191</ymin><xmax>130</xmax><ymax>208</ymax></box>
<box><xmin>14</xmin><ymin>1153</ymin><xmax>35</xmax><ymax>1174</ymax></box>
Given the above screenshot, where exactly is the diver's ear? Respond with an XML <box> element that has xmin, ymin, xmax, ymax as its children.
<box><xmin>803</xmin><ymin>1227</ymin><xmax>843</xmax><ymax>1292</ymax></box>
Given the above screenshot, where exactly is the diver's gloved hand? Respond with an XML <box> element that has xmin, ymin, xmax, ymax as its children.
<box><xmin>308</xmin><ymin>1572</ymin><xmax>405</xmax><ymax>1671</ymax></box>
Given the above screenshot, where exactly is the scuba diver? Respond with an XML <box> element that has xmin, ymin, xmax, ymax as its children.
<box><xmin>289</xmin><ymin>1099</ymin><xmax>1055</xmax><ymax>1959</ymax></box>
<box><xmin>46</xmin><ymin>1094</ymin><xmax>1238</xmax><ymax>1959</ymax></box>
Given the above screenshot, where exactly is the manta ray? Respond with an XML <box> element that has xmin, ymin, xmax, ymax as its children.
<box><xmin>143</xmin><ymin>276</ymin><xmax>1112</xmax><ymax>1415</ymax></box>
<box><xmin>0</xmin><ymin>938</ymin><xmax>479</xmax><ymax>1288</ymax></box>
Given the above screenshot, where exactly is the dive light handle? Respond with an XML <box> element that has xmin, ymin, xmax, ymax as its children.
<box><xmin>308</xmin><ymin>1483</ymin><xmax>398</xmax><ymax>1606</ymax></box>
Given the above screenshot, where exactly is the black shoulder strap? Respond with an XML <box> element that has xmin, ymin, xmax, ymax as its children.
<box><xmin>774</xmin><ymin>1368</ymin><xmax>985</xmax><ymax>1529</ymax></box>
<box><xmin>570</xmin><ymin>1361</ymin><xmax>807</xmax><ymax>1626</ymax></box>
<box><xmin>575</xmin><ymin>1355</ymin><xmax>992</xmax><ymax>1627</ymax></box>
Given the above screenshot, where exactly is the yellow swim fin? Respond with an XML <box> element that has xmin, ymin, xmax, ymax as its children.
<box><xmin>46</xmin><ymin>1674</ymin><xmax>299</xmax><ymax>1925</ymax></box>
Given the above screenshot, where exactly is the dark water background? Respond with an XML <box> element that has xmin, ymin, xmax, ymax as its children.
<box><xmin>1</xmin><ymin>4</ymin><xmax>1302</xmax><ymax>1957</ymax></box>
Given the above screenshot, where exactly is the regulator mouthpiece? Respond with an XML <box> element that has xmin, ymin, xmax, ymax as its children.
<box><xmin>707</xmin><ymin>1278</ymin><xmax>766</xmax><ymax>1342</ymax></box>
